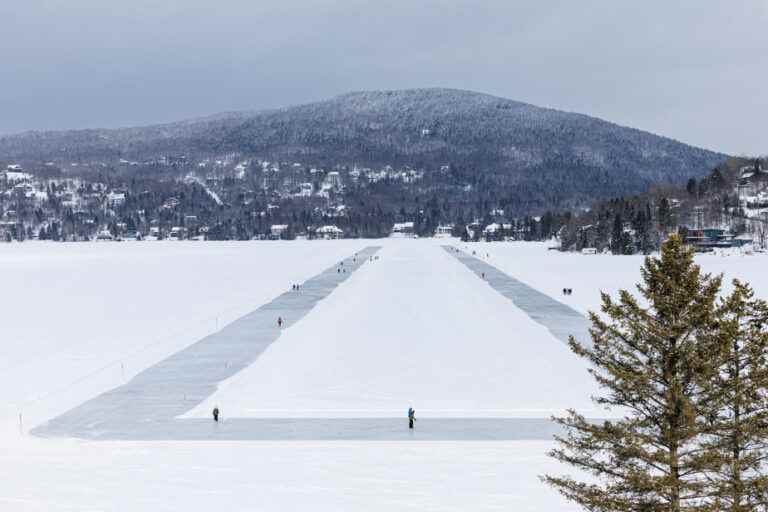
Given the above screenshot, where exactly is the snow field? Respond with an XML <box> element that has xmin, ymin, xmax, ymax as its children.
<box><xmin>1</xmin><ymin>438</ymin><xmax>577</xmax><ymax>512</ymax></box>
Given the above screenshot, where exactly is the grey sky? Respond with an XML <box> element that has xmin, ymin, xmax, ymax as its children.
<box><xmin>2</xmin><ymin>0</ymin><xmax>766</xmax><ymax>154</ymax></box>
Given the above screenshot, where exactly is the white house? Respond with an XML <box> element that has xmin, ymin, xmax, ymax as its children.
<box><xmin>483</xmin><ymin>223</ymin><xmax>512</xmax><ymax>236</ymax></box>
<box><xmin>95</xmin><ymin>230</ymin><xmax>114</xmax><ymax>241</ymax></box>
<box><xmin>435</xmin><ymin>224</ymin><xmax>454</xmax><ymax>237</ymax></box>
<box><xmin>270</xmin><ymin>224</ymin><xmax>289</xmax><ymax>239</ymax></box>
<box><xmin>2</xmin><ymin>170</ymin><xmax>32</xmax><ymax>184</ymax></box>
<box><xmin>324</xmin><ymin>171</ymin><xmax>342</xmax><ymax>190</ymax></box>
<box><xmin>295</xmin><ymin>183</ymin><xmax>313</xmax><ymax>197</ymax></box>
<box><xmin>316</xmin><ymin>225</ymin><xmax>343</xmax><ymax>240</ymax></box>
<box><xmin>168</xmin><ymin>226</ymin><xmax>186</xmax><ymax>241</ymax></box>
<box><xmin>107</xmin><ymin>192</ymin><xmax>126</xmax><ymax>208</ymax></box>
<box><xmin>391</xmin><ymin>222</ymin><xmax>415</xmax><ymax>237</ymax></box>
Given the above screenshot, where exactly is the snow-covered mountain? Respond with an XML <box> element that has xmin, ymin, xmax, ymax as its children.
<box><xmin>0</xmin><ymin>88</ymin><xmax>727</xmax><ymax>211</ymax></box>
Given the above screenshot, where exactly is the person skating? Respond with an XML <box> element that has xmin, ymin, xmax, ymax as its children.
<box><xmin>408</xmin><ymin>407</ymin><xmax>416</xmax><ymax>429</ymax></box>
<box><xmin>277</xmin><ymin>316</ymin><xmax>283</xmax><ymax>328</ymax></box>
<box><xmin>213</xmin><ymin>406</ymin><xmax>220</xmax><ymax>422</ymax></box>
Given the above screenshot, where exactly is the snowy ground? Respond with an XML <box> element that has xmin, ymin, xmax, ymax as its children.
<box><xmin>2</xmin><ymin>239</ymin><xmax>766</xmax><ymax>510</ymax></box>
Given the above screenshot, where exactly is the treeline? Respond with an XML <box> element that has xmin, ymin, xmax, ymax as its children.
<box><xmin>4</xmin><ymin>153</ymin><xmax>760</xmax><ymax>244</ymax></box>
<box><xmin>550</xmin><ymin>157</ymin><xmax>763</xmax><ymax>253</ymax></box>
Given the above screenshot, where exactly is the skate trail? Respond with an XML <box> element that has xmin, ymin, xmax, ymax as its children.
<box><xmin>32</xmin><ymin>247</ymin><xmax>381</xmax><ymax>440</ymax></box>
<box><xmin>443</xmin><ymin>246</ymin><xmax>592</xmax><ymax>347</ymax></box>
<box><xmin>32</xmin><ymin>244</ymin><xmax>591</xmax><ymax>441</ymax></box>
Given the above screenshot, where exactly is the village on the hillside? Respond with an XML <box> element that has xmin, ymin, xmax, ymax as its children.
<box><xmin>2</xmin><ymin>158</ymin><xmax>768</xmax><ymax>254</ymax></box>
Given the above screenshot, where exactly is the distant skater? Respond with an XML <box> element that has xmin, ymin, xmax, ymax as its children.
<box><xmin>408</xmin><ymin>407</ymin><xmax>416</xmax><ymax>429</ymax></box>
<box><xmin>213</xmin><ymin>406</ymin><xmax>219</xmax><ymax>422</ymax></box>
<box><xmin>277</xmin><ymin>316</ymin><xmax>283</xmax><ymax>328</ymax></box>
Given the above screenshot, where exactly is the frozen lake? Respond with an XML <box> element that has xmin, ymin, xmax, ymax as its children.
<box><xmin>2</xmin><ymin>239</ymin><xmax>766</xmax><ymax>511</ymax></box>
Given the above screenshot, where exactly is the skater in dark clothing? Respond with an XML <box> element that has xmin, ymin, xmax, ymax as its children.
<box><xmin>213</xmin><ymin>406</ymin><xmax>220</xmax><ymax>422</ymax></box>
<box><xmin>408</xmin><ymin>407</ymin><xmax>416</xmax><ymax>429</ymax></box>
<box><xmin>277</xmin><ymin>316</ymin><xmax>283</xmax><ymax>328</ymax></box>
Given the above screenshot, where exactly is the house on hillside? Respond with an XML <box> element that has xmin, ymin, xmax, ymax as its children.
<box><xmin>3</xmin><ymin>170</ymin><xmax>32</xmax><ymax>184</ymax></box>
<box><xmin>107</xmin><ymin>191</ymin><xmax>126</xmax><ymax>208</ymax></box>
<box><xmin>324</xmin><ymin>171</ymin><xmax>342</xmax><ymax>190</ymax></box>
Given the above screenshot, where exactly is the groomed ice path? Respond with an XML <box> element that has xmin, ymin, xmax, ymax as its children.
<box><xmin>443</xmin><ymin>246</ymin><xmax>592</xmax><ymax>347</ymax></box>
<box><xmin>32</xmin><ymin>245</ymin><xmax>593</xmax><ymax>441</ymax></box>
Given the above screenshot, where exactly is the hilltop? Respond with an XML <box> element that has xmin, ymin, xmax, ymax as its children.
<box><xmin>0</xmin><ymin>89</ymin><xmax>726</xmax><ymax>211</ymax></box>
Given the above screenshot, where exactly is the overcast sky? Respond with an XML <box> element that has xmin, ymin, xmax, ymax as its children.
<box><xmin>2</xmin><ymin>1</ymin><xmax>766</xmax><ymax>154</ymax></box>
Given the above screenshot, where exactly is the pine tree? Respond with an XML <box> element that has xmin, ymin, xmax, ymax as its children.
<box><xmin>699</xmin><ymin>280</ymin><xmax>768</xmax><ymax>511</ymax></box>
<box><xmin>544</xmin><ymin>234</ymin><xmax>722</xmax><ymax>511</ymax></box>
<box><xmin>659</xmin><ymin>197</ymin><xmax>672</xmax><ymax>232</ymax></box>
<box><xmin>610</xmin><ymin>213</ymin><xmax>623</xmax><ymax>255</ymax></box>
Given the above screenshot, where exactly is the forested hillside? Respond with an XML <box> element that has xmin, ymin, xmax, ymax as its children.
<box><xmin>0</xmin><ymin>89</ymin><xmax>726</xmax><ymax>215</ymax></box>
